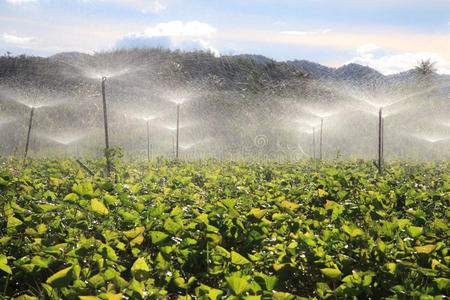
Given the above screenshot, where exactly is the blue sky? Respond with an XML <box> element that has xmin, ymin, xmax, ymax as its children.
<box><xmin>1</xmin><ymin>0</ymin><xmax>449</xmax><ymax>74</ymax></box>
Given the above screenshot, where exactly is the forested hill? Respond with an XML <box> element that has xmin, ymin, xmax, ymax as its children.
<box><xmin>1</xmin><ymin>49</ymin><xmax>448</xmax><ymax>100</ymax></box>
<box><xmin>0</xmin><ymin>49</ymin><xmax>311</xmax><ymax>99</ymax></box>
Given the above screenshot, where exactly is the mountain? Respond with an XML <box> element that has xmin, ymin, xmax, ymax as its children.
<box><xmin>287</xmin><ymin>60</ymin><xmax>385</xmax><ymax>84</ymax></box>
<box><xmin>286</xmin><ymin>60</ymin><xmax>335</xmax><ymax>79</ymax></box>
<box><xmin>334</xmin><ymin>63</ymin><xmax>384</xmax><ymax>83</ymax></box>
<box><xmin>50</xmin><ymin>52</ymin><xmax>91</xmax><ymax>61</ymax></box>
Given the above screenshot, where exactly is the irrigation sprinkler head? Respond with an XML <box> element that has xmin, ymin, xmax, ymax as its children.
<box><xmin>172</xmin><ymin>98</ymin><xmax>185</xmax><ymax>105</ymax></box>
<box><xmin>102</xmin><ymin>76</ymin><xmax>107</xmax><ymax>82</ymax></box>
<box><xmin>84</xmin><ymin>68</ymin><xmax>131</xmax><ymax>80</ymax></box>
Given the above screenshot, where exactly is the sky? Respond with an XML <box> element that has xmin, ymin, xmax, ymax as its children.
<box><xmin>1</xmin><ymin>0</ymin><xmax>449</xmax><ymax>74</ymax></box>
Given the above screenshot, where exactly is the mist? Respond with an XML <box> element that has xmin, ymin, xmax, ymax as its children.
<box><xmin>0</xmin><ymin>49</ymin><xmax>449</xmax><ymax>161</ymax></box>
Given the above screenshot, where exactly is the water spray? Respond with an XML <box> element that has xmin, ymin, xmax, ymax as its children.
<box><xmin>23</xmin><ymin>107</ymin><xmax>35</xmax><ymax>162</ymax></box>
<box><xmin>101</xmin><ymin>76</ymin><xmax>111</xmax><ymax>176</ymax></box>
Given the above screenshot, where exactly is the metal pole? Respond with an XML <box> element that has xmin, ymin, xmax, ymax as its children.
<box><xmin>102</xmin><ymin>76</ymin><xmax>111</xmax><ymax>176</ymax></box>
<box><xmin>176</xmin><ymin>104</ymin><xmax>180</xmax><ymax>159</ymax></box>
<box><xmin>76</xmin><ymin>159</ymin><xmax>94</xmax><ymax>176</ymax></box>
<box><xmin>378</xmin><ymin>107</ymin><xmax>383</xmax><ymax>175</ymax></box>
<box><xmin>381</xmin><ymin>116</ymin><xmax>384</xmax><ymax>163</ymax></box>
<box><xmin>24</xmin><ymin>107</ymin><xmax>34</xmax><ymax>161</ymax></box>
<box><xmin>172</xmin><ymin>135</ymin><xmax>175</xmax><ymax>158</ymax></box>
<box><xmin>146</xmin><ymin>120</ymin><xmax>150</xmax><ymax>162</ymax></box>
<box><xmin>312</xmin><ymin>127</ymin><xmax>316</xmax><ymax>160</ymax></box>
<box><xmin>319</xmin><ymin>118</ymin><xmax>323</xmax><ymax>160</ymax></box>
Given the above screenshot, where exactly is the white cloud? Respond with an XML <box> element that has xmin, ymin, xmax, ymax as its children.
<box><xmin>348</xmin><ymin>45</ymin><xmax>450</xmax><ymax>75</ymax></box>
<box><xmin>5</xmin><ymin>0</ymin><xmax>38</xmax><ymax>3</ymax></box>
<box><xmin>280</xmin><ymin>28</ymin><xmax>331</xmax><ymax>36</ymax></box>
<box><xmin>357</xmin><ymin>43</ymin><xmax>379</xmax><ymax>54</ymax></box>
<box><xmin>138</xmin><ymin>21</ymin><xmax>216</xmax><ymax>38</ymax></box>
<box><xmin>116</xmin><ymin>21</ymin><xmax>219</xmax><ymax>56</ymax></box>
<box><xmin>1</xmin><ymin>33</ymin><xmax>35</xmax><ymax>46</ymax></box>
<box><xmin>81</xmin><ymin>0</ymin><xmax>166</xmax><ymax>13</ymax></box>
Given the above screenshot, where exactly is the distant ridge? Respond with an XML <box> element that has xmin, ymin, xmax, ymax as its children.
<box><xmin>0</xmin><ymin>49</ymin><xmax>448</xmax><ymax>94</ymax></box>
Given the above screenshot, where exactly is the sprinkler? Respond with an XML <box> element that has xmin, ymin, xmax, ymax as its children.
<box><xmin>101</xmin><ymin>76</ymin><xmax>111</xmax><ymax>176</ymax></box>
<box><xmin>381</xmin><ymin>116</ymin><xmax>384</xmax><ymax>162</ymax></box>
<box><xmin>176</xmin><ymin>104</ymin><xmax>180</xmax><ymax>159</ymax></box>
<box><xmin>146</xmin><ymin>119</ymin><xmax>151</xmax><ymax>162</ymax></box>
<box><xmin>376</xmin><ymin>107</ymin><xmax>383</xmax><ymax>175</ymax></box>
<box><xmin>319</xmin><ymin>118</ymin><xmax>323</xmax><ymax>160</ymax></box>
<box><xmin>172</xmin><ymin>135</ymin><xmax>176</xmax><ymax>158</ymax></box>
<box><xmin>23</xmin><ymin>107</ymin><xmax>35</xmax><ymax>161</ymax></box>
<box><xmin>312</xmin><ymin>127</ymin><xmax>316</xmax><ymax>160</ymax></box>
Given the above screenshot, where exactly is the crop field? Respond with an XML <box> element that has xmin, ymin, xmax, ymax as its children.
<box><xmin>0</xmin><ymin>158</ymin><xmax>449</xmax><ymax>299</ymax></box>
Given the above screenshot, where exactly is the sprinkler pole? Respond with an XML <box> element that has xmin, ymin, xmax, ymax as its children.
<box><xmin>101</xmin><ymin>76</ymin><xmax>111</xmax><ymax>177</ymax></box>
<box><xmin>381</xmin><ymin>117</ymin><xmax>384</xmax><ymax>163</ymax></box>
<box><xmin>23</xmin><ymin>107</ymin><xmax>34</xmax><ymax>161</ymax></box>
<box><xmin>312</xmin><ymin>127</ymin><xmax>316</xmax><ymax>160</ymax></box>
<box><xmin>172</xmin><ymin>135</ymin><xmax>175</xmax><ymax>158</ymax></box>
<box><xmin>319</xmin><ymin>118</ymin><xmax>323</xmax><ymax>160</ymax></box>
<box><xmin>176</xmin><ymin>104</ymin><xmax>180</xmax><ymax>159</ymax></box>
<box><xmin>378</xmin><ymin>107</ymin><xmax>383</xmax><ymax>175</ymax></box>
<box><xmin>146</xmin><ymin>120</ymin><xmax>150</xmax><ymax>162</ymax></box>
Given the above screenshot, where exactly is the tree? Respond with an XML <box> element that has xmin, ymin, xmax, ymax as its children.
<box><xmin>415</xmin><ymin>59</ymin><xmax>436</xmax><ymax>76</ymax></box>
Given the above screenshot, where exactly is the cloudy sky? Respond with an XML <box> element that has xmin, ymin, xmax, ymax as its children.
<box><xmin>1</xmin><ymin>0</ymin><xmax>449</xmax><ymax>74</ymax></box>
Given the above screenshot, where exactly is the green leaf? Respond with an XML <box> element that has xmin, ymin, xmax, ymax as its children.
<box><xmin>123</xmin><ymin>227</ymin><xmax>145</xmax><ymax>239</ymax></box>
<box><xmin>88</xmin><ymin>273</ymin><xmax>105</xmax><ymax>288</ymax></box>
<box><xmin>342</xmin><ymin>224</ymin><xmax>364</xmax><ymax>238</ymax></box>
<box><xmin>46</xmin><ymin>266</ymin><xmax>73</xmax><ymax>287</ymax></box>
<box><xmin>221</xmin><ymin>198</ymin><xmax>237</xmax><ymax>210</ymax></box>
<box><xmin>103</xmin><ymin>194</ymin><xmax>119</xmax><ymax>205</ymax></box>
<box><xmin>150</xmin><ymin>231</ymin><xmax>169</xmax><ymax>244</ymax></box>
<box><xmin>15</xmin><ymin>295</ymin><xmax>37</xmax><ymax>300</ymax></box>
<box><xmin>31</xmin><ymin>256</ymin><xmax>51</xmax><ymax>268</ymax></box>
<box><xmin>197</xmin><ymin>284</ymin><xmax>223</xmax><ymax>300</ymax></box>
<box><xmin>326</xmin><ymin>168</ymin><xmax>339</xmax><ymax>176</ymax></box>
<box><xmin>73</xmin><ymin>182</ymin><xmax>94</xmax><ymax>197</ymax></box>
<box><xmin>105</xmin><ymin>294</ymin><xmax>123</xmax><ymax>300</ymax></box>
<box><xmin>90</xmin><ymin>198</ymin><xmax>109</xmax><ymax>215</ymax></box>
<box><xmin>63</xmin><ymin>193</ymin><xmax>79</xmax><ymax>202</ymax></box>
<box><xmin>273</xmin><ymin>292</ymin><xmax>296</xmax><ymax>300</ymax></box>
<box><xmin>320</xmin><ymin>268</ymin><xmax>342</xmax><ymax>280</ymax></box>
<box><xmin>99</xmin><ymin>245</ymin><xmax>118</xmax><ymax>261</ymax></box>
<box><xmin>7</xmin><ymin>216</ymin><xmax>23</xmax><ymax>228</ymax></box>
<box><xmin>79</xmin><ymin>297</ymin><xmax>102</xmax><ymax>300</ymax></box>
<box><xmin>0</xmin><ymin>254</ymin><xmax>12</xmax><ymax>274</ymax></box>
<box><xmin>433</xmin><ymin>278</ymin><xmax>450</xmax><ymax>291</ymax></box>
<box><xmin>131</xmin><ymin>258</ymin><xmax>150</xmax><ymax>280</ymax></box>
<box><xmin>255</xmin><ymin>272</ymin><xmax>277</xmax><ymax>290</ymax></box>
<box><xmin>226</xmin><ymin>276</ymin><xmax>250</xmax><ymax>295</ymax></box>
<box><xmin>231</xmin><ymin>251</ymin><xmax>250</xmax><ymax>265</ymax></box>
<box><xmin>164</xmin><ymin>218</ymin><xmax>182</xmax><ymax>234</ymax></box>
<box><xmin>414</xmin><ymin>244</ymin><xmax>436</xmax><ymax>254</ymax></box>
<box><xmin>406</xmin><ymin>226</ymin><xmax>423</xmax><ymax>238</ymax></box>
